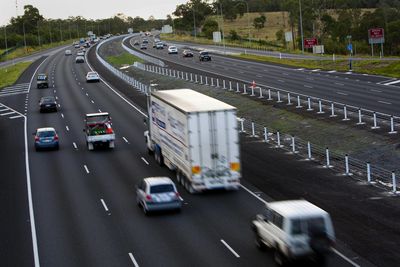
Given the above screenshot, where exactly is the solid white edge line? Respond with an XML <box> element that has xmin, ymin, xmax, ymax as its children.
<box><xmin>73</xmin><ymin>142</ymin><xmax>77</xmax><ymax>149</ymax></box>
<box><xmin>220</xmin><ymin>239</ymin><xmax>240</xmax><ymax>258</ymax></box>
<box><xmin>123</xmin><ymin>137</ymin><xmax>129</xmax><ymax>143</ymax></box>
<box><xmin>84</xmin><ymin>165</ymin><xmax>90</xmax><ymax>174</ymax></box>
<box><xmin>128</xmin><ymin>252</ymin><xmax>139</xmax><ymax>267</ymax></box>
<box><xmin>239</xmin><ymin>185</ymin><xmax>268</xmax><ymax>204</ymax></box>
<box><xmin>25</xmin><ymin>55</ymin><xmax>50</xmax><ymax>267</ymax></box>
<box><xmin>66</xmin><ymin>126</ymin><xmax>69</xmax><ymax>131</ymax></box>
<box><xmin>332</xmin><ymin>248</ymin><xmax>361</xmax><ymax>267</ymax></box>
<box><xmin>100</xmin><ymin>199</ymin><xmax>109</xmax><ymax>212</ymax></box>
<box><xmin>141</xmin><ymin>157</ymin><xmax>149</xmax><ymax>165</ymax></box>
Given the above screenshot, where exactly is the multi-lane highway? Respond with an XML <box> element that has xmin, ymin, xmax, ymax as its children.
<box><xmin>1</xmin><ymin>36</ymin><xmax>400</xmax><ymax>267</ymax></box>
<box><xmin>125</xmin><ymin>37</ymin><xmax>400</xmax><ymax>117</ymax></box>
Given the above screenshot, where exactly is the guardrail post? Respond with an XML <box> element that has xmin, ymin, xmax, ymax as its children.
<box><xmin>371</xmin><ymin>112</ymin><xmax>379</xmax><ymax>129</ymax></box>
<box><xmin>200</xmin><ymin>75</ymin><xmax>203</xmax><ymax>84</ymax></box>
<box><xmin>186</xmin><ymin>72</ymin><xmax>189</xmax><ymax>81</ymax></box>
<box><xmin>389</xmin><ymin>116</ymin><xmax>397</xmax><ymax>134</ymax></box>
<box><xmin>276</xmin><ymin>131</ymin><xmax>283</xmax><ymax>148</ymax></box>
<box><xmin>392</xmin><ymin>171</ymin><xmax>397</xmax><ymax>193</ymax></box>
<box><xmin>236</xmin><ymin>82</ymin><xmax>240</xmax><ymax>93</ymax></box>
<box><xmin>357</xmin><ymin>109</ymin><xmax>365</xmax><ymax>125</ymax></box>
<box><xmin>324</xmin><ymin>147</ymin><xmax>332</xmax><ymax>168</ymax></box>
<box><xmin>251</xmin><ymin>86</ymin><xmax>255</xmax><ymax>96</ymax></box>
<box><xmin>296</xmin><ymin>96</ymin><xmax>302</xmax><ymax>108</ymax></box>
<box><xmin>277</xmin><ymin>91</ymin><xmax>282</xmax><ymax>103</ymax></box>
<box><xmin>367</xmin><ymin>162</ymin><xmax>371</xmax><ymax>183</ymax></box>
<box><xmin>243</xmin><ymin>84</ymin><xmax>247</xmax><ymax>94</ymax></box>
<box><xmin>195</xmin><ymin>74</ymin><xmax>198</xmax><ymax>83</ymax></box>
<box><xmin>205</xmin><ymin>76</ymin><xmax>209</xmax><ymax>85</ymax></box>
<box><xmin>190</xmin><ymin>73</ymin><xmax>193</xmax><ymax>82</ymax></box>
<box><xmin>173</xmin><ymin>70</ymin><xmax>176</xmax><ymax>77</ymax></box>
<box><xmin>240</xmin><ymin>119</ymin><xmax>245</xmax><ymax>132</ymax></box>
<box><xmin>229</xmin><ymin>81</ymin><xmax>232</xmax><ymax>91</ymax></box>
<box><xmin>291</xmin><ymin>136</ymin><xmax>297</xmax><ymax>153</ymax></box>
<box><xmin>264</xmin><ymin>127</ymin><xmax>268</xmax><ymax>142</ymax></box>
<box><xmin>329</xmin><ymin>102</ymin><xmax>337</xmax><ymax>117</ymax></box>
<box><xmin>307</xmin><ymin>142</ymin><xmax>312</xmax><ymax>160</ymax></box>
<box><xmin>251</xmin><ymin>122</ymin><xmax>255</xmax><ymax>137</ymax></box>
<box><xmin>267</xmin><ymin>89</ymin><xmax>272</xmax><ymax>100</ymax></box>
<box><xmin>258</xmin><ymin>87</ymin><xmax>263</xmax><ymax>98</ymax></box>
<box><xmin>317</xmin><ymin>100</ymin><xmax>324</xmax><ymax>114</ymax></box>
<box><xmin>287</xmin><ymin>93</ymin><xmax>292</xmax><ymax>105</ymax></box>
<box><xmin>344</xmin><ymin>154</ymin><xmax>352</xmax><ymax>175</ymax></box>
<box><xmin>343</xmin><ymin>105</ymin><xmax>350</xmax><ymax>121</ymax></box>
<box><xmin>223</xmin><ymin>80</ymin><xmax>226</xmax><ymax>89</ymax></box>
<box><xmin>216</xmin><ymin>79</ymin><xmax>220</xmax><ymax>88</ymax></box>
<box><xmin>211</xmin><ymin>78</ymin><xmax>214</xmax><ymax>86</ymax></box>
<box><xmin>307</xmin><ymin>97</ymin><xmax>313</xmax><ymax>111</ymax></box>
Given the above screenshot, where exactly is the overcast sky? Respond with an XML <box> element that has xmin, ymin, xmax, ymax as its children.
<box><xmin>1</xmin><ymin>0</ymin><xmax>188</xmax><ymax>25</ymax></box>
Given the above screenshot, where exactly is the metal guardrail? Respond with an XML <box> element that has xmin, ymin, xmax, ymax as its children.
<box><xmin>121</xmin><ymin>35</ymin><xmax>165</xmax><ymax>67</ymax></box>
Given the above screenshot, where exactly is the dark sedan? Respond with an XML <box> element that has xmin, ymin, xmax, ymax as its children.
<box><xmin>182</xmin><ymin>50</ymin><xmax>194</xmax><ymax>57</ymax></box>
<box><xmin>39</xmin><ymin>96</ymin><xmax>57</xmax><ymax>112</ymax></box>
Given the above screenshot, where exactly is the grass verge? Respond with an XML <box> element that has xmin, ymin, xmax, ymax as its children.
<box><xmin>234</xmin><ymin>53</ymin><xmax>400</xmax><ymax>78</ymax></box>
<box><xmin>0</xmin><ymin>61</ymin><xmax>32</xmax><ymax>88</ymax></box>
<box><xmin>0</xmin><ymin>39</ymin><xmax>76</xmax><ymax>62</ymax></box>
<box><xmin>106</xmin><ymin>52</ymin><xmax>144</xmax><ymax>68</ymax></box>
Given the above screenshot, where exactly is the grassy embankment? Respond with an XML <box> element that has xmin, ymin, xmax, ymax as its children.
<box><xmin>0</xmin><ymin>39</ymin><xmax>76</xmax><ymax>63</ymax></box>
<box><xmin>106</xmin><ymin>52</ymin><xmax>144</xmax><ymax>68</ymax></box>
<box><xmin>0</xmin><ymin>61</ymin><xmax>32</xmax><ymax>88</ymax></box>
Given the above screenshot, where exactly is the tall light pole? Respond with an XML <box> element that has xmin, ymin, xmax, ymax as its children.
<box><xmin>4</xmin><ymin>25</ymin><xmax>8</xmax><ymax>64</ymax></box>
<box><xmin>22</xmin><ymin>21</ymin><xmax>27</xmax><ymax>54</ymax></box>
<box><xmin>299</xmin><ymin>0</ymin><xmax>304</xmax><ymax>54</ymax></box>
<box><xmin>236</xmin><ymin>1</ymin><xmax>250</xmax><ymax>45</ymax></box>
<box><xmin>37</xmin><ymin>21</ymin><xmax>41</xmax><ymax>46</ymax></box>
<box><xmin>218</xmin><ymin>1</ymin><xmax>226</xmax><ymax>54</ymax></box>
<box><xmin>59</xmin><ymin>21</ymin><xmax>63</xmax><ymax>41</ymax></box>
<box><xmin>193</xmin><ymin>5</ymin><xmax>197</xmax><ymax>40</ymax></box>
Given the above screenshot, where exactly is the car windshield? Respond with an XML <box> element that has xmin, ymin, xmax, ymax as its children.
<box><xmin>150</xmin><ymin>184</ymin><xmax>174</xmax><ymax>194</ymax></box>
<box><xmin>41</xmin><ymin>97</ymin><xmax>55</xmax><ymax>103</ymax></box>
<box><xmin>37</xmin><ymin>75</ymin><xmax>47</xmax><ymax>80</ymax></box>
<box><xmin>38</xmin><ymin>131</ymin><xmax>55</xmax><ymax>137</ymax></box>
<box><xmin>291</xmin><ymin>217</ymin><xmax>326</xmax><ymax>235</ymax></box>
<box><xmin>201</xmin><ymin>52</ymin><xmax>209</xmax><ymax>55</ymax></box>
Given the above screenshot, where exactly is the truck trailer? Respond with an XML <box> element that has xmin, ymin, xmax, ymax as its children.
<box><xmin>144</xmin><ymin>89</ymin><xmax>241</xmax><ymax>193</ymax></box>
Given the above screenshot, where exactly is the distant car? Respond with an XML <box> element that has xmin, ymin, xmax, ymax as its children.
<box><xmin>133</xmin><ymin>40</ymin><xmax>140</xmax><ymax>46</ymax></box>
<box><xmin>136</xmin><ymin>177</ymin><xmax>182</xmax><ymax>215</ymax></box>
<box><xmin>252</xmin><ymin>200</ymin><xmax>335</xmax><ymax>265</ymax></box>
<box><xmin>156</xmin><ymin>42</ymin><xmax>163</xmax><ymax>49</ymax></box>
<box><xmin>86</xmin><ymin>71</ymin><xmax>100</xmax><ymax>82</ymax></box>
<box><xmin>74</xmin><ymin>44</ymin><xmax>80</xmax><ymax>49</ymax></box>
<box><xmin>36</xmin><ymin>73</ymin><xmax>49</xmax><ymax>89</ymax></box>
<box><xmin>76</xmin><ymin>50</ymin><xmax>85</xmax><ymax>56</ymax></box>
<box><xmin>34</xmin><ymin>127</ymin><xmax>59</xmax><ymax>151</ymax></box>
<box><xmin>199</xmin><ymin>51</ymin><xmax>211</xmax><ymax>61</ymax></box>
<box><xmin>142</xmin><ymin>39</ymin><xmax>149</xmax><ymax>44</ymax></box>
<box><xmin>140</xmin><ymin>43</ymin><xmax>147</xmax><ymax>50</ymax></box>
<box><xmin>168</xmin><ymin>46</ymin><xmax>178</xmax><ymax>54</ymax></box>
<box><xmin>39</xmin><ymin>96</ymin><xmax>57</xmax><ymax>113</ymax></box>
<box><xmin>65</xmin><ymin>49</ymin><xmax>72</xmax><ymax>56</ymax></box>
<box><xmin>75</xmin><ymin>56</ymin><xmax>85</xmax><ymax>63</ymax></box>
<box><xmin>163</xmin><ymin>42</ymin><xmax>167</xmax><ymax>47</ymax></box>
<box><xmin>84</xmin><ymin>42</ymin><xmax>90</xmax><ymax>48</ymax></box>
<box><xmin>182</xmin><ymin>50</ymin><xmax>193</xmax><ymax>57</ymax></box>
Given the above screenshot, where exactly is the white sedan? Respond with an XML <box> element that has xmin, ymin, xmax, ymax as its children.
<box><xmin>168</xmin><ymin>46</ymin><xmax>178</xmax><ymax>54</ymax></box>
<box><xmin>77</xmin><ymin>50</ymin><xmax>85</xmax><ymax>56</ymax></box>
<box><xmin>86</xmin><ymin>71</ymin><xmax>100</xmax><ymax>82</ymax></box>
<box><xmin>65</xmin><ymin>50</ymin><xmax>72</xmax><ymax>56</ymax></box>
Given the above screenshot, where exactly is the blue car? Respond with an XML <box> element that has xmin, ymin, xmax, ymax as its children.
<box><xmin>34</xmin><ymin>127</ymin><xmax>59</xmax><ymax>151</ymax></box>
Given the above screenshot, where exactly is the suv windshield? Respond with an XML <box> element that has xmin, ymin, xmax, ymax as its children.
<box><xmin>291</xmin><ymin>217</ymin><xmax>325</xmax><ymax>235</ymax></box>
<box><xmin>37</xmin><ymin>75</ymin><xmax>47</xmax><ymax>81</ymax></box>
<box><xmin>150</xmin><ymin>184</ymin><xmax>174</xmax><ymax>194</ymax></box>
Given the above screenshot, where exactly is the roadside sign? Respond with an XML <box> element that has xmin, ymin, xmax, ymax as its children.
<box><xmin>213</xmin><ymin>31</ymin><xmax>221</xmax><ymax>43</ymax></box>
<box><xmin>285</xmin><ymin>31</ymin><xmax>293</xmax><ymax>42</ymax></box>
<box><xmin>368</xmin><ymin>28</ymin><xmax>385</xmax><ymax>44</ymax></box>
<box><xmin>313</xmin><ymin>45</ymin><xmax>324</xmax><ymax>54</ymax></box>
<box><xmin>347</xmin><ymin>44</ymin><xmax>353</xmax><ymax>51</ymax></box>
<box><xmin>304</xmin><ymin>38</ymin><xmax>318</xmax><ymax>49</ymax></box>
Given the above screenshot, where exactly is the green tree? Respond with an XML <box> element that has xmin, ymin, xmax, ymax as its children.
<box><xmin>202</xmin><ymin>19</ymin><xmax>219</xmax><ymax>39</ymax></box>
<box><xmin>253</xmin><ymin>14</ymin><xmax>266</xmax><ymax>30</ymax></box>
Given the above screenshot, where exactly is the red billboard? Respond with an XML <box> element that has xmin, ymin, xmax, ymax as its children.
<box><xmin>304</xmin><ymin>38</ymin><xmax>318</xmax><ymax>49</ymax></box>
<box><xmin>368</xmin><ymin>28</ymin><xmax>384</xmax><ymax>39</ymax></box>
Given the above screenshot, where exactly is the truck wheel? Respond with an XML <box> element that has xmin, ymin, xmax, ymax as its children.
<box><xmin>274</xmin><ymin>249</ymin><xmax>287</xmax><ymax>266</ymax></box>
<box><xmin>254</xmin><ymin>231</ymin><xmax>266</xmax><ymax>250</ymax></box>
<box><xmin>154</xmin><ymin>147</ymin><xmax>164</xmax><ymax>166</ymax></box>
<box><xmin>176</xmin><ymin>171</ymin><xmax>181</xmax><ymax>183</ymax></box>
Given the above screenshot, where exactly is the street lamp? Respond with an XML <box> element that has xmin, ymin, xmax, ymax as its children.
<box><xmin>192</xmin><ymin>4</ymin><xmax>196</xmax><ymax>40</ymax></box>
<box><xmin>22</xmin><ymin>21</ymin><xmax>27</xmax><ymax>54</ymax></box>
<box><xmin>299</xmin><ymin>0</ymin><xmax>304</xmax><ymax>54</ymax></box>
<box><xmin>217</xmin><ymin>1</ymin><xmax>226</xmax><ymax>54</ymax></box>
<box><xmin>235</xmin><ymin>1</ymin><xmax>250</xmax><ymax>45</ymax></box>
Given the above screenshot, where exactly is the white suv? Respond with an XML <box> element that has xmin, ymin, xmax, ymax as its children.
<box><xmin>252</xmin><ymin>200</ymin><xmax>335</xmax><ymax>265</ymax></box>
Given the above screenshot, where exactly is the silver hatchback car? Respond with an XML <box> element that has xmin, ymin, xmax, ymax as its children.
<box><xmin>136</xmin><ymin>177</ymin><xmax>182</xmax><ymax>215</ymax></box>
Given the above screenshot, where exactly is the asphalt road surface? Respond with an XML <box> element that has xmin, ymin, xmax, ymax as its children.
<box><xmin>1</xmin><ymin>39</ymin><xmax>399</xmax><ymax>267</ymax></box>
<box><xmin>126</xmin><ymin>36</ymin><xmax>400</xmax><ymax>117</ymax></box>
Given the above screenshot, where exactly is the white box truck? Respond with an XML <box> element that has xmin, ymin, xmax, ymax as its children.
<box><xmin>144</xmin><ymin>89</ymin><xmax>241</xmax><ymax>193</ymax></box>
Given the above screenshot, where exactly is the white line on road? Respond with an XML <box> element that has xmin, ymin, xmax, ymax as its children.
<box><xmin>240</xmin><ymin>185</ymin><xmax>268</xmax><ymax>204</ymax></box>
<box><xmin>370</xmin><ymin>89</ymin><xmax>382</xmax><ymax>93</ymax></box>
<box><xmin>128</xmin><ymin>253</ymin><xmax>139</xmax><ymax>267</ymax></box>
<box><xmin>335</xmin><ymin>83</ymin><xmax>344</xmax><ymax>86</ymax></box>
<box><xmin>336</xmin><ymin>92</ymin><xmax>348</xmax><ymax>96</ymax></box>
<box><xmin>91</xmin><ymin>100</ymin><xmax>94</xmax><ymax>104</ymax></box>
<box><xmin>98</xmin><ymin>109</ymin><xmax>102</xmax><ymax>113</ymax></box>
<box><xmin>383</xmin><ymin>79</ymin><xmax>400</xmax><ymax>86</ymax></box>
<box><xmin>306</xmin><ymin>77</ymin><xmax>314</xmax><ymax>80</ymax></box>
<box><xmin>141</xmin><ymin>157</ymin><xmax>149</xmax><ymax>165</ymax></box>
<box><xmin>304</xmin><ymin>85</ymin><xmax>313</xmax><ymax>88</ymax></box>
<box><xmin>282</xmin><ymin>72</ymin><xmax>289</xmax><ymax>76</ymax></box>
<box><xmin>73</xmin><ymin>142</ymin><xmax>77</xmax><ymax>149</ymax></box>
<box><xmin>86</xmin><ymin>93</ymin><xmax>89</xmax><ymax>96</ymax></box>
<box><xmin>84</xmin><ymin>165</ymin><xmax>90</xmax><ymax>174</ymax></box>
<box><xmin>61</xmin><ymin>113</ymin><xmax>64</xmax><ymax>118</ymax></box>
<box><xmin>256</xmin><ymin>75</ymin><xmax>263</xmax><ymax>78</ymax></box>
<box><xmin>277</xmin><ymin>80</ymin><xmax>285</xmax><ymax>83</ymax></box>
<box><xmin>9</xmin><ymin>115</ymin><xmax>23</xmax><ymax>119</ymax></box>
<box><xmin>332</xmin><ymin>248</ymin><xmax>361</xmax><ymax>267</ymax></box>
<box><xmin>55</xmin><ymin>96</ymin><xmax>58</xmax><ymax>100</ymax></box>
<box><xmin>220</xmin><ymin>239</ymin><xmax>240</xmax><ymax>258</ymax></box>
<box><xmin>378</xmin><ymin>100</ymin><xmax>392</xmax><ymax>105</ymax></box>
<box><xmin>238</xmin><ymin>71</ymin><xmax>244</xmax><ymax>74</ymax></box>
<box><xmin>0</xmin><ymin>111</ymin><xmax>15</xmax><ymax>116</ymax></box>
<box><xmin>65</xmin><ymin>126</ymin><xmax>69</xmax><ymax>131</ymax></box>
<box><xmin>123</xmin><ymin>137</ymin><xmax>129</xmax><ymax>143</ymax></box>
<box><xmin>100</xmin><ymin>199</ymin><xmax>109</xmax><ymax>212</ymax></box>
<box><xmin>311</xmin><ymin>69</ymin><xmax>320</xmax><ymax>72</ymax></box>
<box><xmin>328</xmin><ymin>70</ymin><xmax>337</xmax><ymax>73</ymax></box>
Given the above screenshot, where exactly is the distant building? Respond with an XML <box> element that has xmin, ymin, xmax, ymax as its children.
<box><xmin>161</xmin><ymin>25</ymin><xmax>173</xmax><ymax>34</ymax></box>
